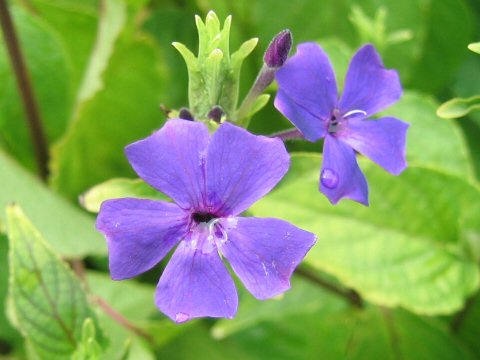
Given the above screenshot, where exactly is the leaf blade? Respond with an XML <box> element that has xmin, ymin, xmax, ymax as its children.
<box><xmin>7</xmin><ymin>204</ymin><xmax>100</xmax><ymax>359</ymax></box>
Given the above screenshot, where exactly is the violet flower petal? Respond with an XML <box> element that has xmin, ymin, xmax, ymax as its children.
<box><xmin>155</xmin><ymin>240</ymin><xmax>238</xmax><ymax>323</ymax></box>
<box><xmin>339</xmin><ymin>117</ymin><xmax>409</xmax><ymax>175</ymax></box>
<box><xmin>275</xmin><ymin>42</ymin><xmax>337</xmax><ymax>124</ymax></box>
<box><xmin>274</xmin><ymin>88</ymin><xmax>326</xmax><ymax>141</ymax></box>
<box><xmin>96</xmin><ymin>199</ymin><xmax>189</xmax><ymax>280</ymax></box>
<box><xmin>125</xmin><ymin>119</ymin><xmax>209</xmax><ymax>210</ymax></box>
<box><xmin>206</xmin><ymin>122</ymin><xmax>289</xmax><ymax>216</ymax></box>
<box><xmin>339</xmin><ymin>44</ymin><xmax>402</xmax><ymax>117</ymax></box>
<box><xmin>320</xmin><ymin>135</ymin><xmax>368</xmax><ymax>205</ymax></box>
<box><xmin>217</xmin><ymin>217</ymin><xmax>316</xmax><ymax>300</ymax></box>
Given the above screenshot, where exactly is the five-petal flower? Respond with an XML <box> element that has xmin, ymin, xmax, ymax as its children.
<box><xmin>275</xmin><ymin>43</ymin><xmax>409</xmax><ymax>205</ymax></box>
<box><xmin>96</xmin><ymin>119</ymin><xmax>316</xmax><ymax>323</ymax></box>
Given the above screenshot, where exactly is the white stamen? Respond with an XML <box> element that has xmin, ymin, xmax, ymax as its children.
<box><xmin>343</xmin><ymin>109</ymin><xmax>367</xmax><ymax>118</ymax></box>
<box><xmin>207</xmin><ymin>218</ymin><xmax>228</xmax><ymax>244</ymax></box>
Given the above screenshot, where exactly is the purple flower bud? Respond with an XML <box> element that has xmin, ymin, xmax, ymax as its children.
<box><xmin>264</xmin><ymin>30</ymin><xmax>292</xmax><ymax>68</ymax></box>
<box><xmin>207</xmin><ymin>105</ymin><xmax>224</xmax><ymax>123</ymax></box>
<box><xmin>178</xmin><ymin>107</ymin><xmax>194</xmax><ymax>121</ymax></box>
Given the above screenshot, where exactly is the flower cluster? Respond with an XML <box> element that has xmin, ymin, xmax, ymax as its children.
<box><xmin>95</xmin><ymin>12</ymin><xmax>408</xmax><ymax>323</ymax></box>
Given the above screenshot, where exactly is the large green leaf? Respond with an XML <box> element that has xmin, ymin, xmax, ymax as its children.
<box><xmin>74</xmin><ymin>0</ymin><xmax>126</xmax><ymax>106</ymax></box>
<box><xmin>251</xmin><ymin>154</ymin><xmax>480</xmax><ymax>315</ymax></box>
<box><xmin>0</xmin><ymin>149</ymin><xmax>105</xmax><ymax>257</ymax></box>
<box><xmin>211</xmin><ymin>277</ymin><xmax>344</xmax><ymax>340</ymax></box>
<box><xmin>382</xmin><ymin>91</ymin><xmax>473</xmax><ymax>178</ymax></box>
<box><xmin>159</xmin><ymin>279</ymin><xmax>473</xmax><ymax>359</ymax></box>
<box><xmin>50</xmin><ymin>25</ymin><xmax>168</xmax><ymax>200</ymax></box>
<box><xmin>0</xmin><ymin>6</ymin><xmax>73</xmax><ymax>169</ymax></box>
<box><xmin>224</xmin><ymin>307</ymin><xmax>474</xmax><ymax>360</ymax></box>
<box><xmin>25</xmin><ymin>0</ymin><xmax>99</xmax><ymax>91</ymax></box>
<box><xmin>6</xmin><ymin>205</ymin><xmax>101</xmax><ymax>359</ymax></box>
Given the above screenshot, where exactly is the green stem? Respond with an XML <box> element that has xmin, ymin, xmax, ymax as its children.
<box><xmin>235</xmin><ymin>64</ymin><xmax>275</xmax><ymax>126</ymax></box>
<box><xmin>0</xmin><ymin>0</ymin><xmax>49</xmax><ymax>180</ymax></box>
<box><xmin>70</xmin><ymin>259</ymin><xmax>153</xmax><ymax>344</ymax></box>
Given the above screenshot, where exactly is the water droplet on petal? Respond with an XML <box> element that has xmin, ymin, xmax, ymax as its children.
<box><xmin>175</xmin><ymin>312</ymin><xmax>190</xmax><ymax>323</ymax></box>
<box><xmin>321</xmin><ymin>168</ymin><xmax>339</xmax><ymax>189</ymax></box>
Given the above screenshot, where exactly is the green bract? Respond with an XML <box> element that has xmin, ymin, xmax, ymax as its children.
<box><xmin>172</xmin><ymin>11</ymin><xmax>258</xmax><ymax>121</ymax></box>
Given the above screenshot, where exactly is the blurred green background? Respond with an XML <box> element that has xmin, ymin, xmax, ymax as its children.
<box><xmin>1</xmin><ymin>0</ymin><xmax>480</xmax><ymax>359</ymax></box>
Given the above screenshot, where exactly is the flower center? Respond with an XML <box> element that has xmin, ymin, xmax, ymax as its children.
<box><xmin>328</xmin><ymin>114</ymin><xmax>340</xmax><ymax>134</ymax></box>
<box><xmin>192</xmin><ymin>212</ymin><xmax>216</xmax><ymax>223</ymax></box>
<box><xmin>327</xmin><ymin>109</ymin><xmax>367</xmax><ymax>134</ymax></box>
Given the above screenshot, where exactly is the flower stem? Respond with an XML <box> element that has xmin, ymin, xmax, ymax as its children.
<box><xmin>295</xmin><ymin>265</ymin><xmax>363</xmax><ymax>308</ymax></box>
<box><xmin>70</xmin><ymin>259</ymin><xmax>153</xmax><ymax>344</ymax></box>
<box><xmin>235</xmin><ymin>64</ymin><xmax>275</xmax><ymax>126</ymax></box>
<box><xmin>269</xmin><ymin>127</ymin><xmax>304</xmax><ymax>140</ymax></box>
<box><xmin>0</xmin><ymin>0</ymin><xmax>49</xmax><ymax>180</ymax></box>
<box><xmin>92</xmin><ymin>295</ymin><xmax>154</xmax><ymax>343</ymax></box>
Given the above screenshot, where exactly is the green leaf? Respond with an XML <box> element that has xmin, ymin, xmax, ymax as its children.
<box><xmin>75</xmin><ymin>0</ymin><xmax>127</xmax><ymax>106</ymax></box>
<box><xmin>80</xmin><ymin>178</ymin><xmax>169</xmax><ymax>213</ymax></box>
<box><xmin>468</xmin><ymin>42</ymin><xmax>480</xmax><ymax>54</ymax></box>
<box><xmin>50</xmin><ymin>29</ymin><xmax>168</xmax><ymax>200</ymax></box>
<box><xmin>383</xmin><ymin>91</ymin><xmax>473</xmax><ymax>178</ymax></box>
<box><xmin>26</xmin><ymin>0</ymin><xmax>99</xmax><ymax>91</ymax></box>
<box><xmin>6</xmin><ymin>204</ymin><xmax>101</xmax><ymax>359</ymax></box>
<box><xmin>211</xmin><ymin>277</ymin><xmax>342</xmax><ymax>340</ymax></box>
<box><xmin>0</xmin><ymin>6</ymin><xmax>73</xmax><ymax>170</ymax></box>
<box><xmin>0</xmin><ymin>149</ymin><xmax>105</xmax><ymax>257</ymax></box>
<box><xmin>437</xmin><ymin>96</ymin><xmax>480</xmax><ymax>119</ymax></box>
<box><xmin>224</xmin><ymin>307</ymin><xmax>474</xmax><ymax>360</ymax></box>
<box><xmin>160</xmin><ymin>280</ymin><xmax>473</xmax><ymax>360</ymax></box>
<box><xmin>0</xmin><ymin>233</ymin><xmax>22</xmax><ymax>346</ymax></box>
<box><xmin>251</xmin><ymin>154</ymin><xmax>480</xmax><ymax>315</ymax></box>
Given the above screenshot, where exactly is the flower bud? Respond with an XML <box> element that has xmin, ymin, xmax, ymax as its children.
<box><xmin>264</xmin><ymin>30</ymin><xmax>292</xmax><ymax>68</ymax></box>
<box><xmin>207</xmin><ymin>106</ymin><xmax>224</xmax><ymax>123</ymax></box>
<box><xmin>178</xmin><ymin>107</ymin><xmax>194</xmax><ymax>121</ymax></box>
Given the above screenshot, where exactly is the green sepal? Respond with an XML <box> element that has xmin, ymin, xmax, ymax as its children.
<box><xmin>245</xmin><ymin>94</ymin><xmax>271</xmax><ymax>119</ymax></box>
<box><xmin>173</xmin><ymin>11</ymin><xmax>257</xmax><ymax>121</ymax></box>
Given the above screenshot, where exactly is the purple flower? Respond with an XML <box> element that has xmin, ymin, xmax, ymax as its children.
<box><xmin>274</xmin><ymin>43</ymin><xmax>409</xmax><ymax>205</ymax></box>
<box><xmin>96</xmin><ymin>119</ymin><xmax>316</xmax><ymax>323</ymax></box>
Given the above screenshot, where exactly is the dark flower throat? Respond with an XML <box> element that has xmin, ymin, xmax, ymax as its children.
<box><xmin>192</xmin><ymin>212</ymin><xmax>216</xmax><ymax>223</ymax></box>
